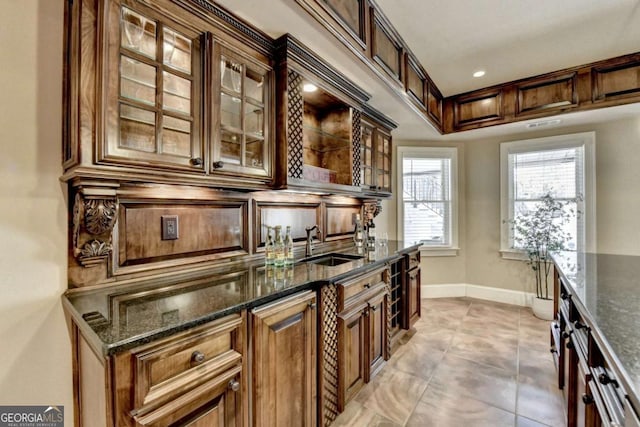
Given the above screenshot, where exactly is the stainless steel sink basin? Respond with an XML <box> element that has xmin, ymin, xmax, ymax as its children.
<box><xmin>300</xmin><ymin>253</ymin><xmax>363</xmax><ymax>266</ymax></box>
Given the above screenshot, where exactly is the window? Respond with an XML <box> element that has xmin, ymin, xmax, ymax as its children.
<box><xmin>500</xmin><ymin>132</ymin><xmax>596</xmax><ymax>257</ymax></box>
<box><xmin>397</xmin><ymin>147</ymin><xmax>458</xmax><ymax>256</ymax></box>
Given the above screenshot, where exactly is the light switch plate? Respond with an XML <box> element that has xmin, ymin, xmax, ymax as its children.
<box><xmin>161</xmin><ymin>215</ymin><xmax>179</xmax><ymax>240</ymax></box>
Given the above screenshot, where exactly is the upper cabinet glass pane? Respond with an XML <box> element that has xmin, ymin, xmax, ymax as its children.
<box><xmin>163</xmin><ymin>71</ymin><xmax>191</xmax><ymax>114</ymax></box>
<box><xmin>245</xmin><ymin>68</ymin><xmax>264</xmax><ymax>103</ymax></box>
<box><xmin>120</xmin><ymin>56</ymin><xmax>156</xmax><ymax>105</ymax></box>
<box><xmin>121</xmin><ymin>7</ymin><xmax>156</xmax><ymax>58</ymax></box>
<box><xmin>163</xmin><ymin>27</ymin><xmax>191</xmax><ymax>73</ymax></box>
<box><xmin>221</xmin><ymin>57</ymin><xmax>243</xmax><ymax>94</ymax></box>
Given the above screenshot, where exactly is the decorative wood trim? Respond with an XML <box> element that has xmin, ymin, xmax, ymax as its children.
<box><xmin>179</xmin><ymin>0</ymin><xmax>274</xmax><ymax>57</ymax></box>
<box><xmin>351</xmin><ymin>109</ymin><xmax>362</xmax><ymax>187</ymax></box>
<box><xmin>286</xmin><ymin>70</ymin><xmax>305</xmax><ymax>180</ymax></box>
<box><xmin>361</xmin><ymin>103</ymin><xmax>398</xmax><ymax>131</ymax></box>
<box><xmin>320</xmin><ymin>283</ymin><xmax>339</xmax><ymax>426</ymax></box>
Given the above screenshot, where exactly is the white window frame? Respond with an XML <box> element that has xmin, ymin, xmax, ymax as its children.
<box><xmin>500</xmin><ymin>132</ymin><xmax>596</xmax><ymax>259</ymax></box>
<box><xmin>397</xmin><ymin>146</ymin><xmax>459</xmax><ymax>256</ymax></box>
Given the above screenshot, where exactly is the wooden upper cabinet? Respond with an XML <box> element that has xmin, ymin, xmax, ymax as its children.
<box><xmin>212</xmin><ymin>44</ymin><xmax>273</xmax><ymax>181</ymax></box>
<box><xmin>101</xmin><ymin>0</ymin><xmax>205</xmax><ymax>171</ymax></box>
<box><xmin>371</xmin><ymin>11</ymin><xmax>403</xmax><ymax>82</ymax></box>
<box><xmin>360</xmin><ymin>106</ymin><xmax>396</xmax><ymax>196</ymax></box>
<box><xmin>405</xmin><ymin>54</ymin><xmax>426</xmax><ymax>108</ymax></box>
<box><xmin>323</xmin><ymin>0</ymin><xmax>367</xmax><ymax>46</ymax></box>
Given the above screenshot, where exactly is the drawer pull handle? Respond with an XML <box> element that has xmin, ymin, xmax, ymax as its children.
<box><xmin>229</xmin><ymin>379</ymin><xmax>240</xmax><ymax>392</ymax></box>
<box><xmin>574</xmin><ymin>321</ymin><xmax>587</xmax><ymax>330</ymax></box>
<box><xmin>364</xmin><ymin>283</ymin><xmax>371</xmax><ymax>288</ymax></box>
<box><xmin>598</xmin><ymin>373</ymin><xmax>618</xmax><ymax>388</ymax></box>
<box><xmin>582</xmin><ymin>393</ymin><xmax>594</xmax><ymax>405</ymax></box>
<box><xmin>191</xmin><ymin>351</ymin><xmax>206</xmax><ymax>365</ymax></box>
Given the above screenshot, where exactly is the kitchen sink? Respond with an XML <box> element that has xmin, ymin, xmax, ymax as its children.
<box><xmin>300</xmin><ymin>252</ymin><xmax>363</xmax><ymax>266</ymax></box>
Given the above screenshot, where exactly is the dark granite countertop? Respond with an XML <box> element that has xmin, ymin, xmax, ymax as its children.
<box><xmin>552</xmin><ymin>251</ymin><xmax>640</xmax><ymax>411</ymax></box>
<box><xmin>63</xmin><ymin>241</ymin><xmax>419</xmax><ymax>356</ymax></box>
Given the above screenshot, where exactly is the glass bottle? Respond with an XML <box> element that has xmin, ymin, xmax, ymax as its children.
<box><xmin>366</xmin><ymin>218</ymin><xmax>376</xmax><ymax>261</ymax></box>
<box><xmin>353</xmin><ymin>214</ymin><xmax>364</xmax><ymax>255</ymax></box>
<box><xmin>265</xmin><ymin>226</ymin><xmax>275</xmax><ymax>265</ymax></box>
<box><xmin>273</xmin><ymin>225</ymin><xmax>285</xmax><ymax>267</ymax></box>
<box><xmin>284</xmin><ymin>226</ymin><xmax>294</xmax><ymax>265</ymax></box>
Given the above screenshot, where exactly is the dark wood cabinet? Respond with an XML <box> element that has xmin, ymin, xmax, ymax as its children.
<box><xmin>403</xmin><ymin>249</ymin><xmax>421</xmax><ymax>327</ymax></box>
<box><xmin>213</xmin><ymin>44</ymin><xmax>273</xmax><ymax>182</ymax></box>
<box><xmin>250</xmin><ymin>290</ymin><xmax>317</xmax><ymax>427</ymax></box>
<box><xmin>361</xmin><ymin>107</ymin><xmax>396</xmax><ymax>196</ymax></box>
<box><xmin>101</xmin><ymin>0</ymin><xmax>205</xmax><ymax>172</ymax></box>
<box><xmin>275</xmin><ymin>34</ymin><xmax>373</xmax><ymax>195</ymax></box>
<box><xmin>335</xmin><ymin>267</ymin><xmax>389</xmax><ymax>411</ymax></box>
<box><xmin>337</xmin><ymin>299</ymin><xmax>367</xmax><ymax>408</ymax></box>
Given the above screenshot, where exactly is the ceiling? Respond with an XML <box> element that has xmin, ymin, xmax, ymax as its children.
<box><xmin>216</xmin><ymin>0</ymin><xmax>640</xmax><ymax>140</ymax></box>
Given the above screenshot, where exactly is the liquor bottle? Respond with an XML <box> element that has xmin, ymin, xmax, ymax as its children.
<box><xmin>265</xmin><ymin>226</ymin><xmax>275</xmax><ymax>265</ymax></box>
<box><xmin>353</xmin><ymin>214</ymin><xmax>364</xmax><ymax>255</ymax></box>
<box><xmin>366</xmin><ymin>218</ymin><xmax>376</xmax><ymax>261</ymax></box>
<box><xmin>274</xmin><ymin>225</ymin><xmax>285</xmax><ymax>267</ymax></box>
<box><xmin>284</xmin><ymin>226</ymin><xmax>294</xmax><ymax>265</ymax></box>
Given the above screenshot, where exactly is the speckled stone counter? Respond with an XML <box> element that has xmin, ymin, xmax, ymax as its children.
<box><xmin>63</xmin><ymin>241</ymin><xmax>419</xmax><ymax>356</ymax></box>
<box><xmin>552</xmin><ymin>251</ymin><xmax>640</xmax><ymax>412</ymax></box>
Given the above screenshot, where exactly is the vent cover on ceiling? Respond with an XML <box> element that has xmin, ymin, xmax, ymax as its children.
<box><xmin>526</xmin><ymin>119</ymin><xmax>562</xmax><ymax>129</ymax></box>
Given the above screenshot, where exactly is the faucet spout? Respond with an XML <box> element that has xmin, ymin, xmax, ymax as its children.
<box><xmin>305</xmin><ymin>225</ymin><xmax>321</xmax><ymax>257</ymax></box>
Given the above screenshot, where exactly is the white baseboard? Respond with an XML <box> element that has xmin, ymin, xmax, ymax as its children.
<box><xmin>422</xmin><ymin>283</ymin><xmax>536</xmax><ymax>307</ymax></box>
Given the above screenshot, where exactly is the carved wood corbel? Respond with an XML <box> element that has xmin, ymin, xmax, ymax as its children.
<box><xmin>71</xmin><ymin>181</ymin><xmax>119</xmax><ymax>268</ymax></box>
<box><xmin>363</xmin><ymin>199</ymin><xmax>382</xmax><ymax>221</ymax></box>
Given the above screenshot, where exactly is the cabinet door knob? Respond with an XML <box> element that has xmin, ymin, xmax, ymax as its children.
<box><xmin>566</xmin><ymin>340</ymin><xmax>574</xmax><ymax>349</ymax></box>
<box><xmin>212</xmin><ymin>160</ymin><xmax>224</xmax><ymax>169</ymax></box>
<box><xmin>370</xmin><ymin>305</ymin><xmax>378</xmax><ymax>312</ymax></box>
<box><xmin>574</xmin><ymin>321</ymin><xmax>588</xmax><ymax>330</ymax></box>
<box><xmin>364</xmin><ymin>283</ymin><xmax>371</xmax><ymax>288</ymax></box>
<box><xmin>228</xmin><ymin>379</ymin><xmax>240</xmax><ymax>392</ymax></box>
<box><xmin>308</xmin><ymin>302</ymin><xmax>316</xmax><ymax>310</ymax></box>
<box><xmin>191</xmin><ymin>351</ymin><xmax>206</xmax><ymax>365</ymax></box>
<box><xmin>190</xmin><ymin>157</ymin><xmax>203</xmax><ymax>166</ymax></box>
<box><xmin>582</xmin><ymin>393</ymin><xmax>594</xmax><ymax>405</ymax></box>
<box><xmin>562</xmin><ymin>331</ymin><xmax>572</xmax><ymax>339</ymax></box>
<box><xmin>550</xmin><ymin>348</ymin><xmax>557</xmax><ymax>354</ymax></box>
<box><xmin>561</xmin><ymin>292</ymin><xmax>569</xmax><ymax>300</ymax></box>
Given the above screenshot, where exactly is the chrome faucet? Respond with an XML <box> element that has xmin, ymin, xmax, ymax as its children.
<box><xmin>305</xmin><ymin>225</ymin><xmax>322</xmax><ymax>257</ymax></box>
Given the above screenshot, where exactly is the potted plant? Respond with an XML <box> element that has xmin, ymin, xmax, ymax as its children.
<box><xmin>510</xmin><ymin>192</ymin><xmax>574</xmax><ymax>319</ymax></box>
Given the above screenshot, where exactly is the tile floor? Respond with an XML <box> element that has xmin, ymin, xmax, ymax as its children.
<box><xmin>332</xmin><ymin>297</ymin><xmax>567</xmax><ymax>427</ymax></box>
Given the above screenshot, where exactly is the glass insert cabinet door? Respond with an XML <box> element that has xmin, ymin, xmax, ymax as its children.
<box><xmin>213</xmin><ymin>45</ymin><xmax>272</xmax><ymax>179</ymax></box>
<box><xmin>102</xmin><ymin>2</ymin><xmax>204</xmax><ymax>170</ymax></box>
<box><xmin>375</xmin><ymin>129</ymin><xmax>391</xmax><ymax>193</ymax></box>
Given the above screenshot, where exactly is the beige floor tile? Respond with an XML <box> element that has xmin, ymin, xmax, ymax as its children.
<box><xmin>354</xmin><ymin>366</ymin><xmax>429</xmax><ymax>425</ymax></box>
<box><xmin>389</xmin><ymin>335</ymin><xmax>446</xmax><ymax>380</ymax></box>
<box><xmin>516</xmin><ymin>415</ymin><xmax>553</xmax><ymax>427</ymax></box>
<box><xmin>330</xmin><ymin>400</ymin><xmax>400</xmax><ymax>427</ymax></box>
<box><xmin>467</xmin><ymin>300</ymin><xmax>521</xmax><ymax>323</ymax></box>
<box><xmin>449</xmin><ymin>330</ymin><xmax>519</xmax><ymax>373</ymax></box>
<box><xmin>407</xmin><ymin>387</ymin><xmax>516</xmax><ymax>427</ymax></box>
<box><xmin>458</xmin><ymin>313</ymin><xmax>519</xmax><ymax>341</ymax></box>
<box><xmin>517</xmin><ymin>374</ymin><xmax>566</xmax><ymax>426</ymax></box>
<box><xmin>427</xmin><ymin>353</ymin><xmax>518</xmax><ymax>412</ymax></box>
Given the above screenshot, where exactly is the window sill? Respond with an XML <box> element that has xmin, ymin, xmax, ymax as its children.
<box><xmin>500</xmin><ymin>249</ymin><xmax>528</xmax><ymax>261</ymax></box>
<box><xmin>420</xmin><ymin>247</ymin><xmax>459</xmax><ymax>257</ymax></box>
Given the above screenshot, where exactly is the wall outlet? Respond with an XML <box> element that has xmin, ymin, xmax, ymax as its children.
<box><xmin>161</xmin><ymin>215</ymin><xmax>179</xmax><ymax>240</ymax></box>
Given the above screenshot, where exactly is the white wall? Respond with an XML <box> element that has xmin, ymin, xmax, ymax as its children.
<box><xmin>394</xmin><ymin>115</ymin><xmax>640</xmax><ymax>295</ymax></box>
<box><xmin>0</xmin><ymin>0</ymin><xmax>73</xmax><ymax>424</ymax></box>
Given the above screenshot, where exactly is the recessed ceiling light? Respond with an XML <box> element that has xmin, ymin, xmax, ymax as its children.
<box><xmin>526</xmin><ymin>119</ymin><xmax>562</xmax><ymax>129</ymax></box>
<box><xmin>473</xmin><ymin>70</ymin><xmax>485</xmax><ymax>78</ymax></box>
<box><xmin>303</xmin><ymin>83</ymin><xmax>318</xmax><ymax>92</ymax></box>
